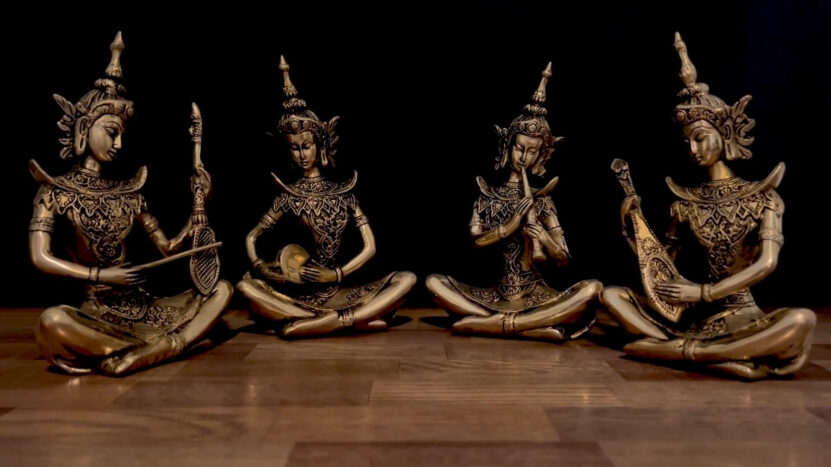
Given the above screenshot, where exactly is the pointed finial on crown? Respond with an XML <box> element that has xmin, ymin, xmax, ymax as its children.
<box><xmin>279</xmin><ymin>55</ymin><xmax>298</xmax><ymax>98</ymax></box>
<box><xmin>524</xmin><ymin>61</ymin><xmax>552</xmax><ymax>117</ymax></box>
<box><xmin>532</xmin><ymin>61</ymin><xmax>552</xmax><ymax>104</ymax></box>
<box><xmin>105</xmin><ymin>31</ymin><xmax>125</xmax><ymax>79</ymax></box>
<box><xmin>674</xmin><ymin>31</ymin><xmax>709</xmax><ymax>97</ymax></box>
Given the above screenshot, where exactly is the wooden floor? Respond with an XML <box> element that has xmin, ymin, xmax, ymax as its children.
<box><xmin>1</xmin><ymin>307</ymin><xmax>831</xmax><ymax>466</ymax></box>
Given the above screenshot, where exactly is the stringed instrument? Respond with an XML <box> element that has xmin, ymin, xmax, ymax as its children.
<box><xmin>611</xmin><ymin>159</ymin><xmax>690</xmax><ymax>322</ymax></box>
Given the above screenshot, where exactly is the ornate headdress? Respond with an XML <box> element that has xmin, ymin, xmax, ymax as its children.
<box><xmin>53</xmin><ymin>31</ymin><xmax>135</xmax><ymax>160</ymax></box>
<box><xmin>276</xmin><ymin>55</ymin><xmax>340</xmax><ymax>167</ymax></box>
<box><xmin>494</xmin><ymin>62</ymin><xmax>564</xmax><ymax>176</ymax></box>
<box><xmin>673</xmin><ymin>32</ymin><xmax>755</xmax><ymax>160</ymax></box>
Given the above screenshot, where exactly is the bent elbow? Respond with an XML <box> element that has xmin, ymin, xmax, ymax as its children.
<box><xmin>30</xmin><ymin>249</ymin><xmax>55</xmax><ymax>274</ymax></box>
<box><xmin>759</xmin><ymin>253</ymin><xmax>779</xmax><ymax>276</ymax></box>
<box><xmin>364</xmin><ymin>243</ymin><xmax>376</xmax><ymax>260</ymax></box>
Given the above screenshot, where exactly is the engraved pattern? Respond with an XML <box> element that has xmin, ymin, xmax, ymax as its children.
<box><xmin>258</xmin><ymin>175</ymin><xmax>393</xmax><ymax>313</ymax></box>
<box><xmin>81</xmin><ymin>285</ymin><xmax>198</xmax><ymax>340</ymax></box>
<box><xmin>670</xmin><ymin>177</ymin><xmax>783</xmax><ymax>280</ymax></box>
<box><xmin>474</xmin><ymin>181</ymin><xmax>553</xmax><ymax>299</ymax></box>
<box><xmin>269</xmin><ymin>176</ymin><xmax>358</xmax><ymax>268</ymax></box>
<box><xmin>32</xmin><ymin>165</ymin><xmax>200</xmax><ymax>339</ymax></box>
<box><xmin>34</xmin><ymin>166</ymin><xmax>144</xmax><ymax>266</ymax></box>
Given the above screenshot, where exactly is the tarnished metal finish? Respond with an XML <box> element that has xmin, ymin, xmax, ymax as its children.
<box><xmin>237</xmin><ymin>56</ymin><xmax>416</xmax><ymax>338</ymax></box>
<box><xmin>29</xmin><ymin>32</ymin><xmax>232</xmax><ymax>376</ymax></box>
<box><xmin>426</xmin><ymin>62</ymin><xmax>602</xmax><ymax>341</ymax></box>
<box><xmin>600</xmin><ymin>33</ymin><xmax>815</xmax><ymax>380</ymax></box>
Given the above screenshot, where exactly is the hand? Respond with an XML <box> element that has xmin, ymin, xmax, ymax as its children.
<box><xmin>523</xmin><ymin>222</ymin><xmax>548</xmax><ymax>242</ymax></box>
<box><xmin>515</xmin><ymin>196</ymin><xmax>534</xmax><ymax>218</ymax></box>
<box><xmin>619</xmin><ymin>195</ymin><xmax>641</xmax><ymax>238</ymax></box>
<box><xmin>621</xmin><ymin>195</ymin><xmax>641</xmax><ymax>217</ymax></box>
<box><xmin>255</xmin><ymin>261</ymin><xmax>286</xmax><ymax>283</ymax></box>
<box><xmin>190</xmin><ymin>167</ymin><xmax>213</xmax><ymax>199</ymax></box>
<box><xmin>299</xmin><ymin>263</ymin><xmax>338</xmax><ymax>283</ymax></box>
<box><xmin>655</xmin><ymin>278</ymin><xmax>701</xmax><ymax>304</ymax></box>
<box><xmin>98</xmin><ymin>265</ymin><xmax>145</xmax><ymax>286</ymax></box>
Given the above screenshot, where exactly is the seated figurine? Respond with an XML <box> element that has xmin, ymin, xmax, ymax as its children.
<box><xmin>426</xmin><ymin>63</ymin><xmax>602</xmax><ymax>341</ymax></box>
<box><xmin>29</xmin><ymin>32</ymin><xmax>232</xmax><ymax>376</ymax></box>
<box><xmin>236</xmin><ymin>56</ymin><xmax>416</xmax><ymax>338</ymax></box>
<box><xmin>601</xmin><ymin>33</ymin><xmax>815</xmax><ymax>379</ymax></box>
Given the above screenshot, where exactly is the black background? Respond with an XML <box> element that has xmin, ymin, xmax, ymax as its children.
<box><xmin>5</xmin><ymin>2</ymin><xmax>830</xmax><ymax>309</ymax></box>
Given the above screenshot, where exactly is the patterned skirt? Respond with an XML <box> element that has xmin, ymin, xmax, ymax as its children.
<box><xmin>65</xmin><ymin>284</ymin><xmax>201</xmax><ymax>343</ymax></box>
<box><xmin>241</xmin><ymin>272</ymin><xmax>396</xmax><ymax>314</ymax></box>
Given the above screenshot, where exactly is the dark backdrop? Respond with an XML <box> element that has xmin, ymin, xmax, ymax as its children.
<box><xmin>5</xmin><ymin>2</ymin><xmax>830</xmax><ymax>308</ymax></box>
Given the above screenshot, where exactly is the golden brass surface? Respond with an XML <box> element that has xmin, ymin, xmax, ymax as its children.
<box><xmin>426</xmin><ymin>62</ymin><xmax>601</xmax><ymax>341</ymax></box>
<box><xmin>29</xmin><ymin>32</ymin><xmax>232</xmax><ymax>376</ymax></box>
<box><xmin>237</xmin><ymin>56</ymin><xmax>416</xmax><ymax>338</ymax></box>
<box><xmin>600</xmin><ymin>33</ymin><xmax>816</xmax><ymax>380</ymax></box>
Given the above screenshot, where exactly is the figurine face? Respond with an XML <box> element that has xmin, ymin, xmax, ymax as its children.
<box><xmin>683</xmin><ymin>120</ymin><xmax>724</xmax><ymax>167</ymax></box>
<box><xmin>86</xmin><ymin>114</ymin><xmax>125</xmax><ymax>164</ymax></box>
<box><xmin>286</xmin><ymin>131</ymin><xmax>318</xmax><ymax>171</ymax></box>
<box><xmin>511</xmin><ymin>134</ymin><xmax>543</xmax><ymax>171</ymax></box>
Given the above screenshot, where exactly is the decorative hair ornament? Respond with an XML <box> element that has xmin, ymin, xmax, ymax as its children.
<box><xmin>54</xmin><ymin>31</ymin><xmax>135</xmax><ymax>160</ymax></box>
<box><xmin>494</xmin><ymin>62</ymin><xmax>564</xmax><ymax>176</ymax></box>
<box><xmin>276</xmin><ymin>55</ymin><xmax>341</xmax><ymax>167</ymax></box>
<box><xmin>672</xmin><ymin>32</ymin><xmax>755</xmax><ymax>160</ymax></box>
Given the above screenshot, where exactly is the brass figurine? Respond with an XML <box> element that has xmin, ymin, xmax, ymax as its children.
<box><xmin>426</xmin><ymin>63</ymin><xmax>602</xmax><ymax>341</ymax></box>
<box><xmin>30</xmin><ymin>32</ymin><xmax>233</xmax><ymax>376</ymax></box>
<box><xmin>600</xmin><ymin>33</ymin><xmax>815</xmax><ymax>379</ymax></box>
<box><xmin>236</xmin><ymin>56</ymin><xmax>416</xmax><ymax>338</ymax></box>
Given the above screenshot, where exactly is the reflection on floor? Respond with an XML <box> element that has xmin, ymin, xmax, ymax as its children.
<box><xmin>1</xmin><ymin>307</ymin><xmax>831</xmax><ymax>466</ymax></box>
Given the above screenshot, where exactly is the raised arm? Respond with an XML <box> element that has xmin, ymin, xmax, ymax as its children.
<box><xmin>537</xmin><ymin>199</ymin><xmax>570</xmax><ymax>266</ymax></box>
<box><xmin>471</xmin><ymin>197</ymin><xmax>534</xmax><ymax>248</ymax></box>
<box><xmin>138</xmin><ymin>209</ymin><xmax>192</xmax><ymax>257</ymax></box>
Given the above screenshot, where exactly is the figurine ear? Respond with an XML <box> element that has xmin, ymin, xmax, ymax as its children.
<box><xmin>74</xmin><ymin>116</ymin><xmax>90</xmax><ymax>156</ymax></box>
<box><xmin>722</xmin><ymin>121</ymin><xmax>737</xmax><ymax>161</ymax></box>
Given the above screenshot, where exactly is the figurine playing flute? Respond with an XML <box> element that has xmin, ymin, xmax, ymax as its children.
<box><xmin>426</xmin><ymin>62</ymin><xmax>602</xmax><ymax>341</ymax></box>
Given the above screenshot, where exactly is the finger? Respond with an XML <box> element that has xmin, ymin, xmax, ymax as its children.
<box><xmin>127</xmin><ymin>272</ymin><xmax>146</xmax><ymax>283</ymax></box>
<box><xmin>300</xmin><ymin>274</ymin><xmax>318</xmax><ymax>283</ymax></box>
<box><xmin>300</xmin><ymin>270</ymin><xmax>319</xmax><ymax>281</ymax></box>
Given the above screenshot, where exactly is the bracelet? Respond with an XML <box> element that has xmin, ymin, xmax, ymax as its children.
<box><xmin>497</xmin><ymin>225</ymin><xmax>507</xmax><ymax>239</ymax></box>
<box><xmin>88</xmin><ymin>266</ymin><xmax>100</xmax><ymax>283</ymax></box>
<box><xmin>700</xmin><ymin>284</ymin><xmax>714</xmax><ymax>303</ymax></box>
<box><xmin>335</xmin><ymin>266</ymin><xmax>344</xmax><ymax>283</ymax></box>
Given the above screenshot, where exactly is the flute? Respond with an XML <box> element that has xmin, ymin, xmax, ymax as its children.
<box><xmin>521</xmin><ymin>167</ymin><xmax>546</xmax><ymax>262</ymax></box>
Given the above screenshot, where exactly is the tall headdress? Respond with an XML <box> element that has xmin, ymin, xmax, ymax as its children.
<box><xmin>673</xmin><ymin>32</ymin><xmax>755</xmax><ymax>160</ymax></box>
<box><xmin>53</xmin><ymin>31</ymin><xmax>135</xmax><ymax>160</ymax></box>
<box><xmin>276</xmin><ymin>55</ymin><xmax>340</xmax><ymax>167</ymax></box>
<box><xmin>494</xmin><ymin>62</ymin><xmax>564</xmax><ymax>176</ymax></box>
